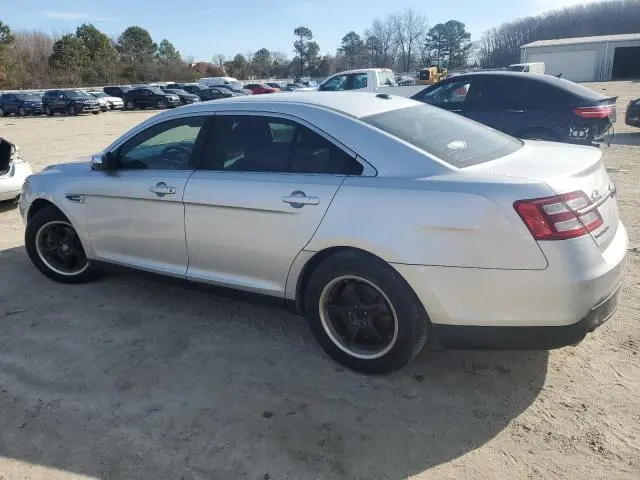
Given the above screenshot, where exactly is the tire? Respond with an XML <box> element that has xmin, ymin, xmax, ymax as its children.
<box><xmin>92</xmin><ymin>110</ymin><xmax>100</xmax><ymax>115</ymax></box>
<box><xmin>157</xmin><ymin>101</ymin><xmax>167</xmax><ymax>109</ymax></box>
<box><xmin>25</xmin><ymin>206</ymin><xmax>101</xmax><ymax>284</ymax></box>
<box><xmin>67</xmin><ymin>105</ymin><xmax>77</xmax><ymax>116</ymax></box>
<box><xmin>125</xmin><ymin>100</ymin><xmax>134</xmax><ymax>110</ymax></box>
<box><xmin>18</xmin><ymin>107</ymin><xmax>26</xmax><ymax>117</ymax></box>
<box><xmin>44</xmin><ymin>105</ymin><xmax>53</xmax><ymax>116</ymax></box>
<box><xmin>304</xmin><ymin>250</ymin><xmax>428</xmax><ymax>374</ymax></box>
<box><xmin>0</xmin><ymin>107</ymin><xmax>4</xmax><ymax>117</ymax></box>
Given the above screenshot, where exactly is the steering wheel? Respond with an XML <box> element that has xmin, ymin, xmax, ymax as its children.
<box><xmin>161</xmin><ymin>145</ymin><xmax>191</xmax><ymax>169</ymax></box>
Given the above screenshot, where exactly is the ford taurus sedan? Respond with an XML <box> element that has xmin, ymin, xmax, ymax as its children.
<box><xmin>19</xmin><ymin>93</ymin><xmax>627</xmax><ymax>374</ymax></box>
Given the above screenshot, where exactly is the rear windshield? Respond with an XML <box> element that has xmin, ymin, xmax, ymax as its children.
<box><xmin>362</xmin><ymin>105</ymin><xmax>523</xmax><ymax>168</ymax></box>
<box><xmin>377</xmin><ymin>71</ymin><xmax>397</xmax><ymax>87</ymax></box>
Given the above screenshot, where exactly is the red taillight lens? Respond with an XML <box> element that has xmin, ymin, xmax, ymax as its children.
<box><xmin>514</xmin><ymin>191</ymin><xmax>603</xmax><ymax>240</ymax></box>
<box><xmin>574</xmin><ymin>105</ymin><xmax>614</xmax><ymax>119</ymax></box>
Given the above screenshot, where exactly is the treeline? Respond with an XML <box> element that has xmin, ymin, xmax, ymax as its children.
<box><xmin>221</xmin><ymin>11</ymin><xmax>472</xmax><ymax>79</ymax></box>
<box><xmin>479</xmin><ymin>0</ymin><xmax>640</xmax><ymax>67</ymax></box>
<box><xmin>0</xmin><ymin>22</ymin><xmax>197</xmax><ymax>89</ymax></box>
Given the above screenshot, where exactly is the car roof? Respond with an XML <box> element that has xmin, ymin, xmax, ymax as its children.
<box><xmin>174</xmin><ymin>92</ymin><xmax>418</xmax><ymax>118</ymax></box>
<box><xmin>441</xmin><ymin>71</ymin><xmax>608</xmax><ymax>99</ymax></box>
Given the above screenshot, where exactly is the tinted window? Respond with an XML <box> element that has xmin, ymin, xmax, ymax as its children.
<box><xmin>320</xmin><ymin>75</ymin><xmax>348</xmax><ymax>91</ymax></box>
<box><xmin>116</xmin><ymin>117</ymin><xmax>206</xmax><ymax>170</ymax></box>
<box><xmin>362</xmin><ymin>105</ymin><xmax>523</xmax><ymax>168</ymax></box>
<box><xmin>62</xmin><ymin>90</ymin><xmax>86</xmax><ymax>97</ymax></box>
<box><xmin>351</xmin><ymin>73</ymin><xmax>368</xmax><ymax>90</ymax></box>
<box><xmin>204</xmin><ymin>115</ymin><xmax>363</xmax><ymax>175</ymax></box>
<box><xmin>417</xmin><ymin>80</ymin><xmax>471</xmax><ymax>105</ymax></box>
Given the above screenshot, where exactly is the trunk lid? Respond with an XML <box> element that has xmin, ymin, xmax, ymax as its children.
<box><xmin>467</xmin><ymin>141</ymin><xmax>619</xmax><ymax>251</ymax></box>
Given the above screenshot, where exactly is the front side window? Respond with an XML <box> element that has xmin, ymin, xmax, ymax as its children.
<box><xmin>362</xmin><ymin>105</ymin><xmax>523</xmax><ymax>168</ymax></box>
<box><xmin>320</xmin><ymin>75</ymin><xmax>348</xmax><ymax>91</ymax></box>
<box><xmin>204</xmin><ymin>115</ymin><xmax>363</xmax><ymax>175</ymax></box>
<box><xmin>116</xmin><ymin>117</ymin><xmax>206</xmax><ymax>170</ymax></box>
<box><xmin>351</xmin><ymin>73</ymin><xmax>368</xmax><ymax>90</ymax></box>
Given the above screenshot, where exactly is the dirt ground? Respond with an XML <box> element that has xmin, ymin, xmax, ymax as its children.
<box><xmin>0</xmin><ymin>82</ymin><xmax>639</xmax><ymax>480</ymax></box>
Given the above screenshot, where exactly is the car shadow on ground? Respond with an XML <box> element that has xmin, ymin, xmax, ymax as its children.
<box><xmin>0</xmin><ymin>199</ymin><xmax>18</xmax><ymax>214</ymax></box>
<box><xmin>0</xmin><ymin>246</ymin><xmax>548</xmax><ymax>480</ymax></box>
<box><xmin>610</xmin><ymin>132</ymin><xmax>640</xmax><ymax>146</ymax></box>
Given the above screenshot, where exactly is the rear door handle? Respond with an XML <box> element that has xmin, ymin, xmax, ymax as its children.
<box><xmin>149</xmin><ymin>182</ymin><xmax>176</xmax><ymax>197</ymax></box>
<box><xmin>282</xmin><ymin>190</ymin><xmax>320</xmax><ymax>208</ymax></box>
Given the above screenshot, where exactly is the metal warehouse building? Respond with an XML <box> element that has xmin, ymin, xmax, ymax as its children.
<box><xmin>520</xmin><ymin>33</ymin><xmax>640</xmax><ymax>82</ymax></box>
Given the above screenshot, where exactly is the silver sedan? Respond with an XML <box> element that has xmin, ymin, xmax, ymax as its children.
<box><xmin>1</xmin><ymin>138</ymin><xmax>32</xmax><ymax>202</ymax></box>
<box><xmin>19</xmin><ymin>93</ymin><xmax>627</xmax><ymax>374</ymax></box>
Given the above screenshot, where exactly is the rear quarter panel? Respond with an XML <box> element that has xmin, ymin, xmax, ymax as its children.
<box><xmin>306</xmin><ymin>176</ymin><xmax>550</xmax><ymax>270</ymax></box>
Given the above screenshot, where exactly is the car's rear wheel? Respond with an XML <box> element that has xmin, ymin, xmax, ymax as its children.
<box><xmin>18</xmin><ymin>107</ymin><xmax>27</xmax><ymax>117</ymax></box>
<box><xmin>92</xmin><ymin>110</ymin><xmax>100</xmax><ymax>115</ymax></box>
<box><xmin>305</xmin><ymin>250</ymin><xmax>428</xmax><ymax>374</ymax></box>
<box><xmin>125</xmin><ymin>100</ymin><xmax>134</xmax><ymax>110</ymax></box>
<box><xmin>44</xmin><ymin>105</ymin><xmax>53</xmax><ymax>116</ymax></box>
<box><xmin>0</xmin><ymin>107</ymin><xmax>4</xmax><ymax>117</ymax></box>
<box><xmin>25</xmin><ymin>206</ymin><xmax>100</xmax><ymax>284</ymax></box>
<box><xmin>67</xmin><ymin>105</ymin><xmax>77</xmax><ymax>116</ymax></box>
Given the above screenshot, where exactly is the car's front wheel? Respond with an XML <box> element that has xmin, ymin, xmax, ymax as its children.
<box><xmin>305</xmin><ymin>250</ymin><xmax>428</xmax><ymax>374</ymax></box>
<box><xmin>157</xmin><ymin>100</ymin><xmax>167</xmax><ymax>109</ymax></box>
<box><xmin>25</xmin><ymin>206</ymin><xmax>100</xmax><ymax>284</ymax></box>
<box><xmin>44</xmin><ymin>105</ymin><xmax>53</xmax><ymax>116</ymax></box>
<box><xmin>0</xmin><ymin>107</ymin><xmax>4</xmax><ymax>117</ymax></box>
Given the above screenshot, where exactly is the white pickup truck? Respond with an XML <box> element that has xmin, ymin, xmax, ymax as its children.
<box><xmin>317</xmin><ymin>68</ymin><xmax>425</xmax><ymax>98</ymax></box>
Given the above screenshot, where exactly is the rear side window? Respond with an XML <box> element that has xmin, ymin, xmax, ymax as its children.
<box><xmin>362</xmin><ymin>105</ymin><xmax>523</xmax><ymax>168</ymax></box>
<box><xmin>204</xmin><ymin>115</ymin><xmax>363</xmax><ymax>175</ymax></box>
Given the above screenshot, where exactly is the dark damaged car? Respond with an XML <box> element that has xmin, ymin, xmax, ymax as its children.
<box><xmin>412</xmin><ymin>71</ymin><xmax>617</xmax><ymax>145</ymax></box>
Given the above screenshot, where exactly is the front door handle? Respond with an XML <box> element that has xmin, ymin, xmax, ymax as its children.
<box><xmin>149</xmin><ymin>182</ymin><xmax>176</xmax><ymax>197</ymax></box>
<box><xmin>508</xmin><ymin>108</ymin><xmax>525</xmax><ymax>113</ymax></box>
<box><xmin>282</xmin><ymin>190</ymin><xmax>320</xmax><ymax>208</ymax></box>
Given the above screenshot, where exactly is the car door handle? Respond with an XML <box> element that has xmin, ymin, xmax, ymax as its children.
<box><xmin>508</xmin><ymin>108</ymin><xmax>525</xmax><ymax>113</ymax></box>
<box><xmin>149</xmin><ymin>182</ymin><xmax>176</xmax><ymax>197</ymax></box>
<box><xmin>282</xmin><ymin>191</ymin><xmax>320</xmax><ymax>208</ymax></box>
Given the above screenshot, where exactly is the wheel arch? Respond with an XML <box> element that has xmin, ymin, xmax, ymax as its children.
<box><xmin>28</xmin><ymin>198</ymin><xmax>64</xmax><ymax>224</ymax></box>
<box><xmin>292</xmin><ymin>246</ymin><xmax>400</xmax><ymax>315</ymax></box>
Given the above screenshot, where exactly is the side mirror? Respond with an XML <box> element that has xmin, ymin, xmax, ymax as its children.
<box><xmin>91</xmin><ymin>152</ymin><xmax>114</xmax><ymax>171</ymax></box>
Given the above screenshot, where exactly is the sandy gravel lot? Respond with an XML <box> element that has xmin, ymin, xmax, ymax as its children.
<box><xmin>0</xmin><ymin>83</ymin><xmax>639</xmax><ymax>480</ymax></box>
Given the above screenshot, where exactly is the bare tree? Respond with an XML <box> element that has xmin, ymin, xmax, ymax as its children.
<box><xmin>364</xmin><ymin>16</ymin><xmax>397</xmax><ymax>68</ymax></box>
<box><xmin>391</xmin><ymin>9</ymin><xmax>428</xmax><ymax>72</ymax></box>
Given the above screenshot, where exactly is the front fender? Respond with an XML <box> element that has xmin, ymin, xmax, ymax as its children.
<box><xmin>22</xmin><ymin>175</ymin><xmax>95</xmax><ymax>260</ymax></box>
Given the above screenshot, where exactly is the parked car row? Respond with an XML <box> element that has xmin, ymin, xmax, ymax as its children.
<box><xmin>0</xmin><ymin>89</ymin><xmax>124</xmax><ymax>117</ymax></box>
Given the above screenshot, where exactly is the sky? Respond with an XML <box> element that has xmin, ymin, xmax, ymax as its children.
<box><xmin>0</xmin><ymin>0</ymin><xmax>599</xmax><ymax>62</ymax></box>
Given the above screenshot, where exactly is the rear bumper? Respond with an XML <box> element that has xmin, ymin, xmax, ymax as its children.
<box><xmin>432</xmin><ymin>283</ymin><xmax>622</xmax><ymax>349</ymax></box>
<box><xmin>393</xmin><ymin>223</ymin><xmax>628</xmax><ymax>349</ymax></box>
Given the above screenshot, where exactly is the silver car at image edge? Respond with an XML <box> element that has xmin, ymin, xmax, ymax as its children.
<box><xmin>1</xmin><ymin>138</ymin><xmax>32</xmax><ymax>202</ymax></box>
<box><xmin>18</xmin><ymin>92</ymin><xmax>628</xmax><ymax>374</ymax></box>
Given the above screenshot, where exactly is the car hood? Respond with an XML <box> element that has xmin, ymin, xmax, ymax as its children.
<box><xmin>40</xmin><ymin>158</ymin><xmax>91</xmax><ymax>174</ymax></box>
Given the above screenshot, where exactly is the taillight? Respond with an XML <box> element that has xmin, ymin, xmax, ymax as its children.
<box><xmin>574</xmin><ymin>105</ymin><xmax>614</xmax><ymax>119</ymax></box>
<box><xmin>514</xmin><ymin>191</ymin><xmax>603</xmax><ymax>240</ymax></box>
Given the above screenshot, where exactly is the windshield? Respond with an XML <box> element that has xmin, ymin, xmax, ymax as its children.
<box><xmin>63</xmin><ymin>90</ymin><xmax>88</xmax><ymax>97</ymax></box>
<box><xmin>508</xmin><ymin>65</ymin><xmax>526</xmax><ymax>72</ymax></box>
<box><xmin>16</xmin><ymin>94</ymin><xmax>40</xmax><ymax>101</ymax></box>
<box><xmin>166</xmin><ymin>89</ymin><xmax>188</xmax><ymax>95</ymax></box>
<box><xmin>148</xmin><ymin>87</ymin><xmax>165</xmax><ymax>95</ymax></box>
<box><xmin>229</xmin><ymin>81</ymin><xmax>243</xmax><ymax>90</ymax></box>
<box><xmin>361</xmin><ymin>105</ymin><xmax>523</xmax><ymax>168</ymax></box>
<box><xmin>91</xmin><ymin>92</ymin><xmax>108</xmax><ymax>98</ymax></box>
